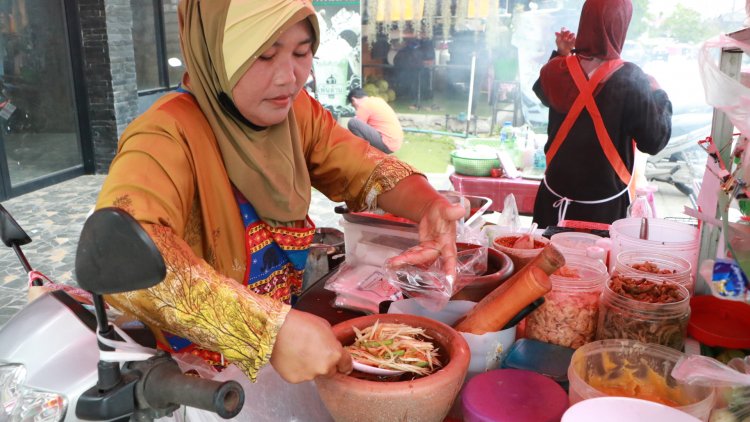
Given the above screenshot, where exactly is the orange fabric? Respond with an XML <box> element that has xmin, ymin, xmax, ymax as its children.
<box><xmin>96</xmin><ymin>91</ymin><xmax>417</xmax><ymax>379</ymax></box>
<box><xmin>545</xmin><ymin>56</ymin><xmax>631</xmax><ymax>186</ymax></box>
<box><xmin>355</xmin><ymin>96</ymin><xmax>404</xmax><ymax>152</ymax></box>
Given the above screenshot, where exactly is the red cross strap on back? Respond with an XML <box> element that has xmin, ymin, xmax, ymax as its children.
<box><xmin>545</xmin><ymin>55</ymin><xmax>631</xmax><ymax>185</ymax></box>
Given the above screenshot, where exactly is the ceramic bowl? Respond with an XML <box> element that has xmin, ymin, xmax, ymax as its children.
<box><xmin>452</xmin><ymin>246</ymin><xmax>514</xmax><ymax>302</ymax></box>
<box><xmin>315</xmin><ymin>313</ymin><xmax>471</xmax><ymax>422</ymax></box>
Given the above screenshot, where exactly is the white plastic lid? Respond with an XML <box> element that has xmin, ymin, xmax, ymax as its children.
<box><xmin>562</xmin><ymin>397</ymin><xmax>701</xmax><ymax>422</ymax></box>
<box><xmin>551</xmin><ymin>232</ymin><xmax>603</xmax><ymax>256</ymax></box>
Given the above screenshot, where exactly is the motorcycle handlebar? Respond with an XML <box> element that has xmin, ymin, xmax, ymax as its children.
<box><xmin>141</xmin><ymin>360</ymin><xmax>244</xmax><ymax>419</ymax></box>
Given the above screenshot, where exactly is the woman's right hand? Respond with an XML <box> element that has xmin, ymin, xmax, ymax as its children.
<box><xmin>270</xmin><ymin>309</ymin><xmax>352</xmax><ymax>383</ymax></box>
<box><xmin>555</xmin><ymin>27</ymin><xmax>576</xmax><ymax>56</ymax></box>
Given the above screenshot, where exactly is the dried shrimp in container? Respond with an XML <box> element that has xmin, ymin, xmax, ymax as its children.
<box><xmin>525</xmin><ymin>255</ymin><xmax>608</xmax><ymax>349</ymax></box>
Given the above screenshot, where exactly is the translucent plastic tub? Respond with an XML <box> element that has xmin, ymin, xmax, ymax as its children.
<box><xmin>596</xmin><ymin>274</ymin><xmax>690</xmax><ymax>351</ymax></box>
<box><xmin>525</xmin><ymin>255</ymin><xmax>608</xmax><ymax>349</ymax></box>
<box><xmin>568</xmin><ymin>339</ymin><xmax>715</xmax><ymax>421</ymax></box>
<box><xmin>609</xmin><ymin>218</ymin><xmax>699</xmax><ymax>279</ymax></box>
<box><xmin>613</xmin><ymin>250</ymin><xmax>694</xmax><ymax>295</ymax></box>
<box><xmin>550</xmin><ymin>232</ymin><xmax>603</xmax><ymax>259</ymax></box>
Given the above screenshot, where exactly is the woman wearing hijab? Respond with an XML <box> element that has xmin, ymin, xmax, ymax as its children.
<box><xmin>96</xmin><ymin>0</ymin><xmax>464</xmax><ymax>384</ymax></box>
<box><xmin>531</xmin><ymin>0</ymin><xmax>672</xmax><ymax>228</ymax></box>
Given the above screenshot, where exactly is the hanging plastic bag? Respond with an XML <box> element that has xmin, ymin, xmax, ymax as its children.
<box><xmin>699</xmin><ymin>35</ymin><xmax>750</xmax><ymax>137</ymax></box>
<box><xmin>672</xmin><ymin>354</ymin><xmax>750</xmax><ymax>422</ymax></box>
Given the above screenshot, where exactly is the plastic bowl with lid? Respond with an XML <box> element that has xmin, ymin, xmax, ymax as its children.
<box><xmin>550</xmin><ymin>231</ymin><xmax>603</xmax><ymax>259</ymax></box>
<box><xmin>567</xmin><ymin>339</ymin><xmax>715</xmax><ymax>421</ymax></box>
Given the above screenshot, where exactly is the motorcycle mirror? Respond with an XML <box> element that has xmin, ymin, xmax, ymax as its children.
<box><xmin>0</xmin><ymin>203</ymin><xmax>31</xmax><ymax>247</ymax></box>
<box><xmin>75</xmin><ymin>207</ymin><xmax>166</xmax><ymax>294</ymax></box>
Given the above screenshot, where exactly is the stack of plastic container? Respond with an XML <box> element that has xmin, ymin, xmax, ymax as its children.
<box><xmin>609</xmin><ymin>218</ymin><xmax>700</xmax><ymax>279</ymax></box>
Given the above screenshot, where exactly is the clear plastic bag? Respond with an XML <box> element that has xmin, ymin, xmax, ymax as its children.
<box><xmin>384</xmin><ymin>245</ymin><xmax>488</xmax><ymax>311</ymax></box>
<box><xmin>699</xmin><ymin>35</ymin><xmax>750</xmax><ymax>137</ymax></box>
<box><xmin>672</xmin><ymin>354</ymin><xmax>750</xmax><ymax>422</ymax></box>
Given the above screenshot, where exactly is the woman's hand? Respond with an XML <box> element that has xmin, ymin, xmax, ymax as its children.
<box><xmin>387</xmin><ymin>197</ymin><xmax>466</xmax><ymax>277</ymax></box>
<box><xmin>270</xmin><ymin>309</ymin><xmax>352</xmax><ymax>383</ymax></box>
<box><xmin>555</xmin><ymin>27</ymin><xmax>576</xmax><ymax>56</ymax></box>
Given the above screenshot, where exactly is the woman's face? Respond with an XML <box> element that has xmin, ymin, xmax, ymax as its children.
<box><xmin>232</xmin><ymin>20</ymin><xmax>314</xmax><ymax>127</ymax></box>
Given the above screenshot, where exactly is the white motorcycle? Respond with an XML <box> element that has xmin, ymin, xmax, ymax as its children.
<box><xmin>0</xmin><ymin>205</ymin><xmax>245</xmax><ymax>421</ymax></box>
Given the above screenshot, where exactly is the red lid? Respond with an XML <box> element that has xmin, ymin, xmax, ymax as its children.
<box><xmin>688</xmin><ymin>295</ymin><xmax>750</xmax><ymax>349</ymax></box>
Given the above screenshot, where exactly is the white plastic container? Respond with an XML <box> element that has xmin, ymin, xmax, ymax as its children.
<box><xmin>389</xmin><ymin>299</ymin><xmax>516</xmax><ymax>379</ymax></box>
<box><xmin>568</xmin><ymin>339</ymin><xmax>715</xmax><ymax>421</ymax></box>
<box><xmin>550</xmin><ymin>232</ymin><xmax>603</xmax><ymax>260</ymax></box>
<box><xmin>562</xmin><ymin>397</ymin><xmax>701</xmax><ymax>422</ymax></box>
<box><xmin>609</xmin><ymin>218</ymin><xmax>699</xmax><ymax>279</ymax></box>
<box><xmin>340</xmin><ymin>218</ymin><xmax>419</xmax><ymax>267</ymax></box>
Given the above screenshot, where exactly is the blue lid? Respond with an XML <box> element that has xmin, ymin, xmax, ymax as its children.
<box><xmin>503</xmin><ymin>121</ymin><xmax>512</xmax><ymax>126</ymax></box>
<box><xmin>501</xmin><ymin>338</ymin><xmax>575</xmax><ymax>383</ymax></box>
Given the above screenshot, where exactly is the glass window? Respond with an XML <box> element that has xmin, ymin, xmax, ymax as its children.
<box><xmin>163</xmin><ymin>0</ymin><xmax>184</xmax><ymax>87</ymax></box>
<box><xmin>130</xmin><ymin>0</ymin><xmax>184</xmax><ymax>92</ymax></box>
<box><xmin>131</xmin><ymin>0</ymin><xmax>161</xmax><ymax>91</ymax></box>
<box><xmin>0</xmin><ymin>0</ymin><xmax>83</xmax><ymax>187</ymax></box>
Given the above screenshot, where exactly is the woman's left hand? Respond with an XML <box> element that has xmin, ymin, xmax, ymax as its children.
<box><xmin>387</xmin><ymin>197</ymin><xmax>466</xmax><ymax>277</ymax></box>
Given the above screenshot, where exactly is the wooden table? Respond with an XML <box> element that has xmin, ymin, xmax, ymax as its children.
<box><xmin>449</xmin><ymin>173</ymin><xmax>541</xmax><ymax>215</ymax></box>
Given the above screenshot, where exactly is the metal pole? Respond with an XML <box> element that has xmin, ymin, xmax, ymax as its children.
<box><xmin>466</xmin><ymin>53</ymin><xmax>477</xmax><ymax>137</ymax></box>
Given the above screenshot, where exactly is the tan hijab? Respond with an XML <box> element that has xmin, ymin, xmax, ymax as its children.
<box><xmin>178</xmin><ymin>0</ymin><xmax>320</xmax><ymax>225</ymax></box>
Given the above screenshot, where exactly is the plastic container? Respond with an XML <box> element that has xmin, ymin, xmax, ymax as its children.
<box><xmin>567</xmin><ymin>339</ymin><xmax>715</xmax><ymax>421</ymax></box>
<box><xmin>687</xmin><ymin>295</ymin><xmax>750</xmax><ymax>349</ymax></box>
<box><xmin>388</xmin><ymin>299</ymin><xmax>516</xmax><ymax>379</ymax></box>
<box><xmin>492</xmin><ymin>234</ymin><xmax>550</xmax><ymax>271</ymax></box>
<box><xmin>462</xmin><ymin>369</ymin><xmax>568</xmax><ymax>422</ymax></box>
<box><xmin>501</xmin><ymin>338</ymin><xmax>576</xmax><ymax>389</ymax></box>
<box><xmin>613</xmin><ymin>250</ymin><xmax>694</xmax><ymax>295</ymax></box>
<box><xmin>609</xmin><ymin>217</ymin><xmax>699</xmax><ymax>279</ymax></box>
<box><xmin>562</xmin><ymin>397</ymin><xmax>702</xmax><ymax>422</ymax></box>
<box><xmin>550</xmin><ymin>231</ymin><xmax>603</xmax><ymax>260</ymax></box>
<box><xmin>525</xmin><ymin>255</ymin><xmax>608</xmax><ymax>349</ymax></box>
<box><xmin>339</xmin><ymin>218</ymin><xmax>419</xmax><ymax>267</ymax></box>
<box><xmin>596</xmin><ymin>275</ymin><xmax>691</xmax><ymax>351</ymax></box>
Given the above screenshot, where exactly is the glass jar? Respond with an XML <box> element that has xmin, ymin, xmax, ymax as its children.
<box><xmin>596</xmin><ymin>274</ymin><xmax>690</xmax><ymax>351</ymax></box>
<box><xmin>613</xmin><ymin>250</ymin><xmax>694</xmax><ymax>295</ymax></box>
<box><xmin>525</xmin><ymin>255</ymin><xmax>608</xmax><ymax>349</ymax></box>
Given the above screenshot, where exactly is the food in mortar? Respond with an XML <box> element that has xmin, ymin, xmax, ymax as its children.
<box><xmin>345</xmin><ymin>321</ymin><xmax>442</xmax><ymax>377</ymax></box>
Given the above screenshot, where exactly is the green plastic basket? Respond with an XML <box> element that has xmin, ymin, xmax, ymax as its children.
<box><xmin>451</xmin><ymin>150</ymin><xmax>500</xmax><ymax>177</ymax></box>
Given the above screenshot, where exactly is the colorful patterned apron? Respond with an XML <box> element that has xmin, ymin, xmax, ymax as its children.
<box><xmin>161</xmin><ymin>188</ymin><xmax>314</xmax><ymax>365</ymax></box>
